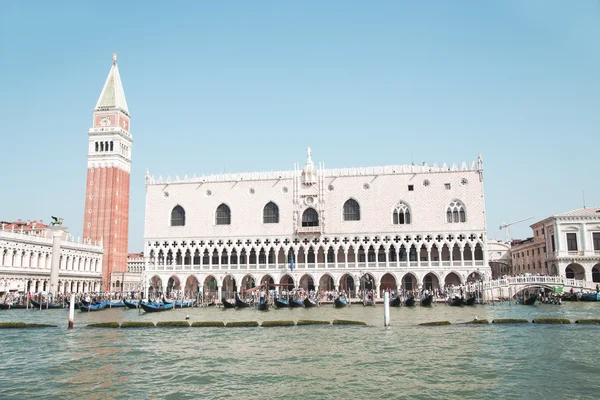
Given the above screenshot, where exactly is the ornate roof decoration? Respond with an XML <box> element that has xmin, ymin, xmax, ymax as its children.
<box><xmin>94</xmin><ymin>53</ymin><xmax>130</xmax><ymax>116</ymax></box>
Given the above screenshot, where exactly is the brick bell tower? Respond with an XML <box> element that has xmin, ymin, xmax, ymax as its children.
<box><xmin>83</xmin><ymin>54</ymin><xmax>132</xmax><ymax>291</ymax></box>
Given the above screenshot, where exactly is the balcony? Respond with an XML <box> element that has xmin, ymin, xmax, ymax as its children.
<box><xmin>296</xmin><ymin>225</ymin><xmax>322</xmax><ymax>234</ymax></box>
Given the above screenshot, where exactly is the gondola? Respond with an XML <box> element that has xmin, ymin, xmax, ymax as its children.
<box><xmin>0</xmin><ymin>302</ymin><xmax>27</xmax><ymax>310</ymax></box>
<box><xmin>257</xmin><ymin>299</ymin><xmax>270</xmax><ymax>311</ymax></box>
<box><xmin>222</xmin><ymin>298</ymin><xmax>236</xmax><ymax>309</ymax></box>
<box><xmin>389</xmin><ymin>296</ymin><xmax>401</xmax><ymax>307</ymax></box>
<box><xmin>404</xmin><ymin>296</ymin><xmax>416</xmax><ymax>307</ymax></box>
<box><xmin>464</xmin><ymin>296</ymin><xmax>477</xmax><ymax>306</ymax></box>
<box><xmin>175</xmin><ymin>300</ymin><xmax>194</xmax><ymax>308</ymax></box>
<box><xmin>289</xmin><ymin>299</ymin><xmax>304</xmax><ymax>308</ymax></box>
<box><xmin>449</xmin><ymin>297</ymin><xmax>464</xmax><ymax>306</ymax></box>
<box><xmin>581</xmin><ymin>293</ymin><xmax>600</xmax><ymax>302</ymax></box>
<box><xmin>334</xmin><ymin>297</ymin><xmax>348</xmax><ymax>308</ymax></box>
<box><xmin>235</xmin><ymin>293</ymin><xmax>252</xmax><ymax>308</ymax></box>
<box><xmin>420</xmin><ymin>294</ymin><xmax>434</xmax><ymax>307</ymax></box>
<box><xmin>140</xmin><ymin>301</ymin><xmax>174</xmax><ymax>312</ymax></box>
<box><xmin>80</xmin><ymin>302</ymin><xmax>108</xmax><ymax>312</ymax></box>
<box><xmin>274</xmin><ymin>298</ymin><xmax>290</xmax><ymax>308</ymax></box>
<box><xmin>303</xmin><ymin>297</ymin><xmax>318</xmax><ymax>308</ymax></box>
<box><xmin>517</xmin><ymin>294</ymin><xmax>537</xmax><ymax>305</ymax></box>
<box><xmin>30</xmin><ymin>299</ymin><xmax>65</xmax><ymax>309</ymax></box>
<box><xmin>123</xmin><ymin>299</ymin><xmax>139</xmax><ymax>309</ymax></box>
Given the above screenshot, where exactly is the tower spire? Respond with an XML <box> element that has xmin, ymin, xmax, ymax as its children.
<box><xmin>95</xmin><ymin>53</ymin><xmax>129</xmax><ymax>116</ymax></box>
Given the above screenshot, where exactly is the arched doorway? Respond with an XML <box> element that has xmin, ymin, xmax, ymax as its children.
<box><xmin>241</xmin><ymin>275</ymin><xmax>256</xmax><ymax>291</ymax></box>
<box><xmin>565</xmin><ymin>263</ymin><xmax>586</xmax><ymax>280</ymax></box>
<box><xmin>184</xmin><ymin>276</ymin><xmax>199</xmax><ymax>297</ymax></box>
<box><xmin>299</xmin><ymin>274</ymin><xmax>315</xmax><ymax>291</ymax></box>
<box><xmin>279</xmin><ymin>274</ymin><xmax>295</xmax><ymax>290</ymax></box>
<box><xmin>166</xmin><ymin>276</ymin><xmax>181</xmax><ymax>294</ymax></box>
<box><xmin>148</xmin><ymin>275</ymin><xmax>163</xmax><ymax>298</ymax></box>
<box><xmin>203</xmin><ymin>275</ymin><xmax>218</xmax><ymax>298</ymax></box>
<box><xmin>466</xmin><ymin>272</ymin><xmax>483</xmax><ymax>283</ymax></box>
<box><xmin>380</xmin><ymin>273</ymin><xmax>397</xmax><ymax>292</ymax></box>
<box><xmin>444</xmin><ymin>272</ymin><xmax>462</xmax><ymax>287</ymax></box>
<box><xmin>260</xmin><ymin>275</ymin><xmax>275</xmax><ymax>289</ymax></box>
<box><xmin>592</xmin><ymin>264</ymin><xmax>600</xmax><ymax>283</ymax></box>
<box><xmin>319</xmin><ymin>274</ymin><xmax>335</xmax><ymax>291</ymax></box>
<box><xmin>422</xmin><ymin>273</ymin><xmax>439</xmax><ymax>291</ymax></box>
<box><xmin>401</xmin><ymin>273</ymin><xmax>417</xmax><ymax>291</ymax></box>
<box><xmin>339</xmin><ymin>273</ymin><xmax>355</xmax><ymax>295</ymax></box>
<box><xmin>222</xmin><ymin>275</ymin><xmax>237</xmax><ymax>298</ymax></box>
<box><xmin>550</xmin><ymin>264</ymin><xmax>558</xmax><ymax>276</ymax></box>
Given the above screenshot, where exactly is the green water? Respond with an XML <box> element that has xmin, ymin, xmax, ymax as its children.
<box><xmin>1</xmin><ymin>303</ymin><xmax>599</xmax><ymax>399</ymax></box>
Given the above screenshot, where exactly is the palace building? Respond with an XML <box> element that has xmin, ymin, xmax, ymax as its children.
<box><xmin>143</xmin><ymin>148</ymin><xmax>490</xmax><ymax>300</ymax></box>
<box><xmin>0</xmin><ymin>220</ymin><xmax>102</xmax><ymax>294</ymax></box>
<box><xmin>83</xmin><ymin>54</ymin><xmax>132</xmax><ymax>291</ymax></box>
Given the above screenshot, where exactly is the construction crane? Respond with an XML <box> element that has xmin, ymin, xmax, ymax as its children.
<box><xmin>499</xmin><ymin>216</ymin><xmax>534</xmax><ymax>242</ymax></box>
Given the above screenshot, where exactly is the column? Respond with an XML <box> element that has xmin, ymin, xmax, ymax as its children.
<box><xmin>427</xmin><ymin>249</ymin><xmax>432</xmax><ymax>268</ymax></box>
<box><xmin>460</xmin><ymin>247</ymin><xmax>465</xmax><ymax>267</ymax></box>
<box><xmin>50</xmin><ymin>226</ymin><xmax>65</xmax><ymax>297</ymax></box>
<box><xmin>375</xmin><ymin>283</ymin><xmax>381</xmax><ymax>299</ymax></box>
<box><xmin>217</xmin><ymin>284</ymin><xmax>222</xmax><ymax>304</ymax></box>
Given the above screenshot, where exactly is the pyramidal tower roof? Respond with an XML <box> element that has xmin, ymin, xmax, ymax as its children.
<box><xmin>95</xmin><ymin>53</ymin><xmax>129</xmax><ymax>116</ymax></box>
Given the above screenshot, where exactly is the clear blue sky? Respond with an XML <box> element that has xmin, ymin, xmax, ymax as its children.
<box><xmin>1</xmin><ymin>1</ymin><xmax>598</xmax><ymax>251</ymax></box>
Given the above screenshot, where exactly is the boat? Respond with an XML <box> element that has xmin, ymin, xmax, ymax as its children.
<box><xmin>274</xmin><ymin>298</ymin><xmax>290</xmax><ymax>308</ymax></box>
<box><xmin>420</xmin><ymin>294</ymin><xmax>434</xmax><ymax>307</ymax></box>
<box><xmin>303</xmin><ymin>297</ymin><xmax>318</xmax><ymax>308</ymax></box>
<box><xmin>257</xmin><ymin>299</ymin><xmax>270</xmax><ymax>311</ymax></box>
<box><xmin>449</xmin><ymin>297</ymin><xmax>464</xmax><ymax>307</ymax></box>
<box><xmin>289</xmin><ymin>299</ymin><xmax>304</xmax><ymax>308</ymax></box>
<box><xmin>517</xmin><ymin>294</ymin><xmax>537</xmax><ymax>305</ymax></box>
<box><xmin>30</xmin><ymin>299</ymin><xmax>65</xmax><ymax>309</ymax></box>
<box><xmin>107</xmin><ymin>301</ymin><xmax>126</xmax><ymax>308</ymax></box>
<box><xmin>80</xmin><ymin>302</ymin><xmax>108</xmax><ymax>312</ymax></box>
<box><xmin>222</xmin><ymin>298</ymin><xmax>236</xmax><ymax>309</ymax></box>
<box><xmin>581</xmin><ymin>292</ymin><xmax>600</xmax><ymax>302</ymax></box>
<box><xmin>123</xmin><ymin>299</ymin><xmax>139</xmax><ymax>309</ymax></box>
<box><xmin>175</xmin><ymin>300</ymin><xmax>194</xmax><ymax>308</ymax></box>
<box><xmin>404</xmin><ymin>296</ymin><xmax>416</xmax><ymax>307</ymax></box>
<box><xmin>235</xmin><ymin>293</ymin><xmax>252</xmax><ymax>308</ymax></box>
<box><xmin>140</xmin><ymin>301</ymin><xmax>174</xmax><ymax>312</ymax></box>
<box><xmin>0</xmin><ymin>302</ymin><xmax>27</xmax><ymax>310</ymax></box>
<box><xmin>389</xmin><ymin>296</ymin><xmax>401</xmax><ymax>307</ymax></box>
<box><xmin>464</xmin><ymin>296</ymin><xmax>477</xmax><ymax>306</ymax></box>
<box><xmin>334</xmin><ymin>297</ymin><xmax>348</xmax><ymax>308</ymax></box>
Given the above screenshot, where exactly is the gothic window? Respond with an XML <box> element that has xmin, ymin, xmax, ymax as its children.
<box><xmin>302</xmin><ymin>208</ymin><xmax>319</xmax><ymax>227</ymax></box>
<box><xmin>216</xmin><ymin>204</ymin><xmax>231</xmax><ymax>225</ymax></box>
<box><xmin>446</xmin><ymin>200</ymin><xmax>466</xmax><ymax>223</ymax></box>
<box><xmin>263</xmin><ymin>202</ymin><xmax>279</xmax><ymax>223</ymax></box>
<box><xmin>95</xmin><ymin>142</ymin><xmax>98</xmax><ymax>152</ymax></box>
<box><xmin>100</xmin><ymin>142</ymin><xmax>104</xmax><ymax>152</ymax></box>
<box><xmin>343</xmin><ymin>199</ymin><xmax>360</xmax><ymax>221</ymax></box>
<box><xmin>170</xmin><ymin>205</ymin><xmax>185</xmax><ymax>226</ymax></box>
<box><xmin>110</xmin><ymin>141</ymin><xmax>113</xmax><ymax>151</ymax></box>
<box><xmin>393</xmin><ymin>202</ymin><xmax>411</xmax><ymax>225</ymax></box>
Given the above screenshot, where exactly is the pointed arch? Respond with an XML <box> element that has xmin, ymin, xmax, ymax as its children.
<box><xmin>216</xmin><ymin>203</ymin><xmax>231</xmax><ymax>225</ymax></box>
<box><xmin>343</xmin><ymin>198</ymin><xmax>360</xmax><ymax>221</ymax></box>
<box><xmin>170</xmin><ymin>205</ymin><xmax>185</xmax><ymax>226</ymax></box>
<box><xmin>393</xmin><ymin>201</ymin><xmax>411</xmax><ymax>225</ymax></box>
<box><xmin>446</xmin><ymin>200</ymin><xmax>466</xmax><ymax>223</ymax></box>
<box><xmin>302</xmin><ymin>208</ymin><xmax>319</xmax><ymax>227</ymax></box>
<box><xmin>263</xmin><ymin>201</ymin><xmax>279</xmax><ymax>223</ymax></box>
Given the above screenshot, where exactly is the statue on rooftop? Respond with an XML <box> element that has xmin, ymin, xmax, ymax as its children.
<box><xmin>50</xmin><ymin>216</ymin><xmax>63</xmax><ymax>226</ymax></box>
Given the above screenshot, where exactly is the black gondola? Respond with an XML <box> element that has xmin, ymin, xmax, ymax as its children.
<box><xmin>123</xmin><ymin>299</ymin><xmax>139</xmax><ymax>309</ymax></box>
<box><xmin>30</xmin><ymin>299</ymin><xmax>64</xmax><ymax>309</ymax></box>
<box><xmin>389</xmin><ymin>296</ymin><xmax>401</xmax><ymax>307</ymax></box>
<box><xmin>303</xmin><ymin>297</ymin><xmax>318</xmax><ymax>307</ymax></box>
<box><xmin>258</xmin><ymin>300</ymin><xmax>269</xmax><ymax>311</ymax></box>
<box><xmin>518</xmin><ymin>294</ymin><xmax>537</xmax><ymax>305</ymax></box>
<box><xmin>235</xmin><ymin>294</ymin><xmax>252</xmax><ymax>308</ymax></box>
<box><xmin>404</xmin><ymin>296</ymin><xmax>416</xmax><ymax>307</ymax></box>
<box><xmin>0</xmin><ymin>302</ymin><xmax>26</xmax><ymax>309</ymax></box>
<box><xmin>464</xmin><ymin>296</ymin><xmax>476</xmax><ymax>306</ymax></box>
<box><xmin>289</xmin><ymin>299</ymin><xmax>304</xmax><ymax>308</ymax></box>
<box><xmin>334</xmin><ymin>297</ymin><xmax>348</xmax><ymax>308</ymax></box>
<box><xmin>449</xmin><ymin>297</ymin><xmax>464</xmax><ymax>306</ymax></box>
<box><xmin>420</xmin><ymin>294</ymin><xmax>434</xmax><ymax>306</ymax></box>
<box><xmin>222</xmin><ymin>298</ymin><xmax>236</xmax><ymax>309</ymax></box>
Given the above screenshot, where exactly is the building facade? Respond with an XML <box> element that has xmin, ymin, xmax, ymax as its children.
<box><xmin>143</xmin><ymin>149</ymin><xmax>490</xmax><ymax>299</ymax></box>
<box><xmin>0</xmin><ymin>220</ymin><xmax>102</xmax><ymax>294</ymax></box>
<box><xmin>83</xmin><ymin>54</ymin><xmax>132</xmax><ymax>291</ymax></box>
<box><xmin>488</xmin><ymin>239</ymin><xmax>512</xmax><ymax>278</ymax></box>
<box><xmin>510</xmin><ymin>208</ymin><xmax>600</xmax><ymax>282</ymax></box>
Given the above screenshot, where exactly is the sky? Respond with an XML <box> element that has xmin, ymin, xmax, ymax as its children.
<box><xmin>1</xmin><ymin>1</ymin><xmax>599</xmax><ymax>251</ymax></box>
